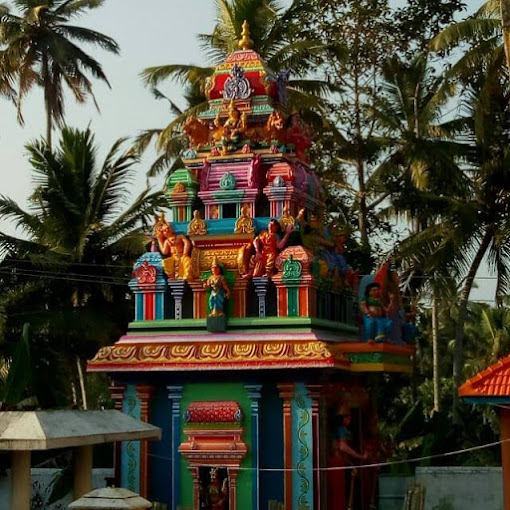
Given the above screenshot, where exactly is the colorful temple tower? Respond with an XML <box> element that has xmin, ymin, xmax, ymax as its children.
<box><xmin>88</xmin><ymin>22</ymin><xmax>414</xmax><ymax>510</ymax></box>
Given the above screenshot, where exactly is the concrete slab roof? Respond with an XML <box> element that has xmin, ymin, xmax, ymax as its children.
<box><xmin>0</xmin><ymin>410</ymin><xmax>161</xmax><ymax>450</ymax></box>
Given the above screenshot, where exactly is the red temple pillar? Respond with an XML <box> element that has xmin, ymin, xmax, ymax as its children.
<box><xmin>501</xmin><ymin>407</ymin><xmax>510</xmax><ymax>510</ymax></box>
<box><xmin>136</xmin><ymin>384</ymin><xmax>154</xmax><ymax>499</ymax></box>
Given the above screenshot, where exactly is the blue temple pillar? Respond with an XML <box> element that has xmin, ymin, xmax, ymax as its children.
<box><xmin>167</xmin><ymin>385</ymin><xmax>183</xmax><ymax>510</ymax></box>
<box><xmin>246</xmin><ymin>384</ymin><xmax>262</xmax><ymax>510</ymax></box>
<box><xmin>291</xmin><ymin>383</ymin><xmax>314</xmax><ymax>510</ymax></box>
<box><xmin>121</xmin><ymin>384</ymin><xmax>141</xmax><ymax>492</ymax></box>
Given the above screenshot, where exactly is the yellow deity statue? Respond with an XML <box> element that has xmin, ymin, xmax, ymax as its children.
<box><xmin>154</xmin><ymin>213</ymin><xmax>193</xmax><ymax>280</ymax></box>
<box><xmin>278</xmin><ymin>206</ymin><xmax>295</xmax><ymax>231</ymax></box>
<box><xmin>188</xmin><ymin>209</ymin><xmax>207</xmax><ymax>236</ymax></box>
<box><xmin>234</xmin><ymin>204</ymin><xmax>254</xmax><ymax>234</ymax></box>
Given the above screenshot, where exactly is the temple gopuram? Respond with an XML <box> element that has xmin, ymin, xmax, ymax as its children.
<box><xmin>88</xmin><ymin>22</ymin><xmax>415</xmax><ymax>510</ymax></box>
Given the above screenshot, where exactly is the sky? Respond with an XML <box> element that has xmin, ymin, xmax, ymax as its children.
<box><xmin>0</xmin><ymin>0</ymin><xmax>495</xmax><ymax>303</ymax></box>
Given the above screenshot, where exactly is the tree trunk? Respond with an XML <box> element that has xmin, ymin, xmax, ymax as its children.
<box><xmin>432</xmin><ymin>293</ymin><xmax>440</xmax><ymax>413</ymax></box>
<box><xmin>452</xmin><ymin>230</ymin><xmax>492</xmax><ymax>423</ymax></box>
<box><xmin>501</xmin><ymin>0</ymin><xmax>510</xmax><ymax>77</ymax></box>
<box><xmin>353</xmin><ymin>62</ymin><xmax>370</xmax><ymax>253</ymax></box>
<box><xmin>76</xmin><ymin>356</ymin><xmax>88</xmax><ymax>410</ymax></box>
<box><xmin>41</xmin><ymin>52</ymin><xmax>52</xmax><ymax>149</ymax></box>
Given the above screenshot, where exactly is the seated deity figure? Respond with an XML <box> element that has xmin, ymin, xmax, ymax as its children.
<box><xmin>203</xmin><ymin>258</ymin><xmax>230</xmax><ymax>317</ymax></box>
<box><xmin>360</xmin><ymin>282</ymin><xmax>395</xmax><ymax>343</ymax></box>
<box><xmin>154</xmin><ymin>214</ymin><xmax>193</xmax><ymax>280</ymax></box>
<box><xmin>222</xmin><ymin>100</ymin><xmax>246</xmax><ymax>142</ymax></box>
<box><xmin>252</xmin><ymin>219</ymin><xmax>293</xmax><ymax>277</ymax></box>
<box><xmin>234</xmin><ymin>204</ymin><xmax>254</xmax><ymax>234</ymax></box>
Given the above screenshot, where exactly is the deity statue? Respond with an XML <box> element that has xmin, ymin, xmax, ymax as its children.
<box><xmin>266</xmin><ymin>110</ymin><xmax>286</xmax><ymax>144</ymax></box>
<box><xmin>252</xmin><ymin>219</ymin><xmax>293</xmax><ymax>277</ymax></box>
<box><xmin>360</xmin><ymin>283</ymin><xmax>395</xmax><ymax>343</ymax></box>
<box><xmin>278</xmin><ymin>206</ymin><xmax>295</xmax><ymax>231</ymax></box>
<box><xmin>203</xmin><ymin>258</ymin><xmax>231</xmax><ymax>317</ymax></box>
<box><xmin>286</xmin><ymin>113</ymin><xmax>311</xmax><ymax>161</ymax></box>
<box><xmin>154</xmin><ymin>214</ymin><xmax>193</xmax><ymax>280</ymax></box>
<box><xmin>328</xmin><ymin>406</ymin><xmax>368</xmax><ymax>510</ymax></box>
<box><xmin>234</xmin><ymin>204</ymin><xmax>254</xmax><ymax>234</ymax></box>
<box><xmin>182</xmin><ymin>115</ymin><xmax>210</xmax><ymax>147</ymax></box>
<box><xmin>188</xmin><ymin>209</ymin><xmax>207</xmax><ymax>236</ymax></box>
<box><xmin>210</xmin><ymin>206</ymin><xmax>220</xmax><ymax>219</ymax></box>
<box><xmin>221</xmin><ymin>99</ymin><xmax>246</xmax><ymax>150</ymax></box>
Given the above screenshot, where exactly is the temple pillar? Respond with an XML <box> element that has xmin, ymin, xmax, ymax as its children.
<box><xmin>189</xmin><ymin>280</ymin><xmax>206</xmax><ymax>318</ymax></box>
<box><xmin>121</xmin><ymin>384</ymin><xmax>141</xmax><ymax>493</ymax></box>
<box><xmin>278</xmin><ymin>383</ymin><xmax>294</xmax><ymax>510</ymax></box>
<box><xmin>501</xmin><ymin>407</ymin><xmax>510</xmax><ymax>510</ymax></box>
<box><xmin>229</xmin><ymin>467</ymin><xmax>240</xmax><ymax>510</ymax></box>
<box><xmin>11</xmin><ymin>450</ymin><xmax>31</xmax><ymax>510</ymax></box>
<box><xmin>109</xmin><ymin>382</ymin><xmax>126</xmax><ymax>487</ymax></box>
<box><xmin>253</xmin><ymin>277</ymin><xmax>269</xmax><ymax>317</ymax></box>
<box><xmin>129</xmin><ymin>253</ymin><xmax>167</xmax><ymax>321</ymax></box>
<box><xmin>307</xmin><ymin>384</ymin><xmax>323</xmax><ymax>510</ymax></box>
<box><xmin>232</xmin><ymin>278</ymin><xmax>249</xmax><ymax>317</ymax></box>
<box><xmin>73</xmin><ymin>445</ymin><xmax>93</xmax><ymax>499</ymax></box>
<box><xmin>167</xmin><ymin>385</ymin><xmax>183</xmax><ymax>510</ymax></box>
<box><xmin>136</xmin><ymin>385</ymin><xmax>154</xmax><ymax>499</ymax></box>
<box><xmin>246</xmin><ymin>384</ymin><xmax>262</xmax><ymax>510</ymax></box>
<box><xmin>291</xmin><ymin>383</ymin><xmax>314</xmax><ymax>510</ymax></box>
<box><xmin>167</xmin><ymin>280</ymin><xmax>188</xmax><ymax>320</ymax></box>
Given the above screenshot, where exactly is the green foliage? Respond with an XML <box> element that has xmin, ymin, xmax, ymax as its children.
<box><xmin>0</xmin><ymin>127</ymin><xmax>165</xmax><ymax>408</ymax></box>
<box><xmin>1</xmin><ymin>323</ymin><xmax>32</xmax><ymax>407</ymax></box>
<box><xmin>0</xmin><ymin>0</ymin><xmax>119</xmax><ymax>144</ymax></box>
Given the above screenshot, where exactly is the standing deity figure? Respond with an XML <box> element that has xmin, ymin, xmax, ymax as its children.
<box><xmin>252</xmin><ymin>219</ymin><xmax>293</xmax><ymax>277</ymax></box>
<box><xmin>203</xmin><ymin>257</ymin><xmax>230</xmax><ymax>317</ymax></box>
<box><xmin>154</xmin><ymin>214</ymin><xmax>193</xmax><ymax>280</ymax></box>
<box><xmin>234</xmin><ymin>204</ymin><xmax>255</xmax><ymax>234</ymax></box>
<box><xmin>360</xmin><ymin>283</ymin><xmax>394</xmax><ymax>343</ymax></box>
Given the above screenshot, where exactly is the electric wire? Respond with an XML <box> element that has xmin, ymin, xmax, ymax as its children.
<box><xmin>146</xmin><ymin>437</ymin><xmax>509</xmax><ymax>472</ymax></box>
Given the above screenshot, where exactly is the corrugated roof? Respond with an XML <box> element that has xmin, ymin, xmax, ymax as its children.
<box><xmin>459</xmin><ymin>355</ymin><xmax>510</xmax><ymax>398</ymax></box>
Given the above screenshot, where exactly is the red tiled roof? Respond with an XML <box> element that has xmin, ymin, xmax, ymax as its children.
<box><xmin>459</xmin><ymin>355</ymin><xmax>510</xmax><ymax>398</ymax></box>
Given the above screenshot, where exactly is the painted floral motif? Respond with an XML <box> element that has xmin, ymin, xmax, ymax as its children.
<box><xmin>136</xmin><ymin>260</ymin><xmax>157</xmax><ymax>284</ymax></box>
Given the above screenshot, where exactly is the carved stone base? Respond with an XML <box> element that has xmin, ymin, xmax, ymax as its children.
<box><xmin>207</xmin><ymin>315</ymin><xmax>227</xmax><ymax>333</ymax></box>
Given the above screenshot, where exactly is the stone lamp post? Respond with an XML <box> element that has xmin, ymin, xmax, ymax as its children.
<box><xmin>69</xmin><ymin>487</ymin><xmax>152</xmax><ymax>509</ymax></box>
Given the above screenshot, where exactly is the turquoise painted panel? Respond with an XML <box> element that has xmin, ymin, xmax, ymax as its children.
<box><xmin>121</xmin><ymin>384</ymin><xmax>141</xmax><ymax>493</ymax></box>
<box><xmin>172</xmin><ymin>217</ymin><xmax>274</xmax><ymax>235</ymax></box>
<box><xmin>292</xmin><ymin>383</ymin><xmax>314</xmax><ymax>510</ymax></box>
<box><xmin>155</xmin><ymin>292</ymin><xmax>164</xmax><ymax>320</ymax></box>
<box><xmin>136</xmin><ymin>294</ymin><xmax>143</xmax><ymax>321</ymax></box>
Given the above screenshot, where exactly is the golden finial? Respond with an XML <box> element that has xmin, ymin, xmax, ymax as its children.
<box><xmin>238</xmin><ymin>20</ymin><xmax>253</xmax><ymax>50</ymax></box>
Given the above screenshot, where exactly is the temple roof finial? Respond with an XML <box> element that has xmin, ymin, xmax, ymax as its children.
<box><xmin>238</xmin><ymin>20</ymin><xmax>253</xmax><ymax>50</ymax></box>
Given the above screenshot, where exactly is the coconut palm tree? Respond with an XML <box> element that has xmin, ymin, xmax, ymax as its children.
<box><xmin>0</xmin><ymin>127</ymin><xmax>165</xmax><ymax>407</ymax></box>
<box><xmin>372</xmin><ymin>53</ymin><xmax>470</xmax><ymax>233</ymax></box>
<box><xmin>431</xmin><ymin>0</ymin><xmax>509</xmax><ymax>85</ymax></box>
<box><xmin>137</xmin><ymin>0</ymin><xmax>333</xmax><ymax>176</ymax></box>
<box><xmin>397</xmin><ymin>71</ymin><xmax>510</xmax><ymax>419</ymax></box>
<box><xmin>0</xmin><ymin>0</ymin><xmax>119</xmax><ymax>148</ymax></box>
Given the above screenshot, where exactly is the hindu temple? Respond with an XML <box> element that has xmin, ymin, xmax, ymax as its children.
<box><xmin>88</xmin><ymin>22</ymin><xmax>415</xmax><ymax>510</ymax></box>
